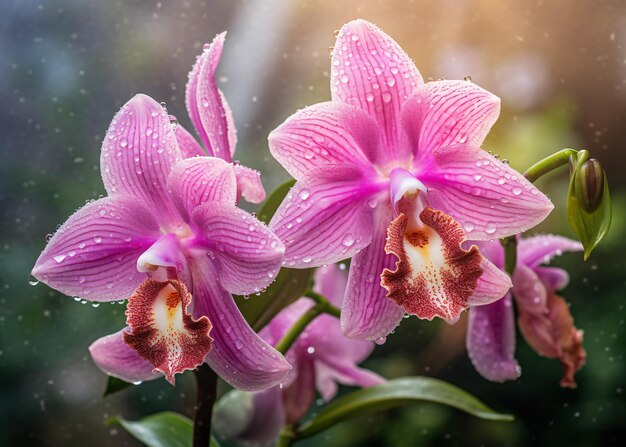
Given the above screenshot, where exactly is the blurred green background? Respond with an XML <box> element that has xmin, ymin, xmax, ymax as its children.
<box><xmin>1</xmin><ymin>0</ymin><xmax>625</xmax><ymax>446</ymax></box>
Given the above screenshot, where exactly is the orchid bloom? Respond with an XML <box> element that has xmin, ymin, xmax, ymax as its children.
<box><xmin>177</xmin><ymin>32</ymin><xmax>266</xmax><ymax>204</ymax></box>
<box><xmin>467</xmin><ymin>235</ymin><xmax>586</xmax><ymax>387</ymax></box>
<box><xmin>268</xmin><ymin>19</ymin><xmax>553</xmax><ymax>340</ymax></box>
<box><xmin>31</xmin><ymin>92</ymin><xmax>290</xmax><ymax>390</ymax></box>
<box><xmin>214</xmin><ymin>264</ymin><xmax>384</xmax><ymax>446</ymax></box>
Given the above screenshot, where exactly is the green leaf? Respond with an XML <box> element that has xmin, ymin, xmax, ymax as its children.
<box><xmin>235</xmin><ymin>178</ymin><xmax>314</xmax><ymax>331</ymax></box>
<box><xmin>567</xmin><ymin>151</ymin><xmax>612</xmax><ymax>260</ymax></box>
<box><xmin>107</xmin><ymin>412</ymin><xmax>193</xmax><ymax>447</ymax></box>
<box><xmin>103</xmin><ymin>376</ymin><xmax>133</xmax><ymax>397</ymax></box>
<box><xmin>257</xmin><ymin>178</ymin><xmax>296</xmax><ymax>224</ymax></box>
<box><xmin>296</xmin><ymin>377</ymin><xmax>513</xmax><ymax>439</ymax></box>
<box><xmin>107</xmin><ymin>412</ymin><xmax>221</xmax><ymax>447</ymax></box>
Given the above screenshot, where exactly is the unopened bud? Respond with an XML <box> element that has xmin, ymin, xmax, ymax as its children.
<box><xmin>578</xmin><ymin>159</ymin><xmax>604</xmax><ymax>213</ymax></box>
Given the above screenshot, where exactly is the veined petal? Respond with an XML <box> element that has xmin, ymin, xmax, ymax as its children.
<box><xmin>341</xmin><ymin>203</ymin><xmax>405</xmax><ymax>340</ymax></box>
<box><xmin>167</xmin><ymin>157</ymin><xmax>237</xmax><ymax>219</ymax></box>
<box><xmin>518</xmin><ymin>293</ymin><xmax>586</xmax><ymax>388</ymax></box>
<box><xmin>517</xmin><ymin>234</ymin><xmax>583</xmax><ymax>268</ymax></box>
<box><xmin>381</xmin><ymin>205</ymin><xmax>483</xmax><ymax>322</ymax></box>
<box><xmin>192</xmin><ymin>203</ymin><xmax>284</xmax><ymax>296</ymax></box>
<box><xmin>269</xmin><ymin>167</ymin><xmax>380</xmax><ymax>268</ymax></box>
<box><xmin>315</xmin><ymin>356</ymin><xmax>384</xmax><ymax>401</ymax></box>
<box><xmin>467</xmin><ymin>293</ymin><xmax>520</xmax><ymax>382</ymax></box>
<box><xmin>268</xmin><ymin>102</ymin><xmax>380</xmax><ymax>178</ymax></box>
<box><xmin>185</xmin><ymin>32</ymin><xmax>234</xmax><ymax>160</ymax></box>
<box><xmin>124</xmin><ymin>279</ymin><xmax>213</xmax><ymax>385</ymax></box>
<box><xmin>420</xmin><ymin>145</ymin><xmax>554</xmax><ymax>239</ymax></box>
<box><xmin>535</xmin><ymin>266</ymin><xmax>570</xmax><ymax>291</ymax></box>
<box><xmin>89</xmin><ymin>329</ymin><xmax>161</xmax><ymax>383</ymax></box>
<box><xmin>402</xmin><ymin>81</ymin><xmax>500</xmax><ymax>162</ymax></box>
<box><xmin>190</xmin><ymin>258</ymin><xmax>291</xmax><ymax>391</ymax></box>
<box><xmin>512</xmin><ymin>264</ymin><xmax>548</xmax><ymax>316</ymax></box>
<box><xmin>174</xmin><ymin>123</ymin><xmax>207</xmax><ymax>159</ymax></box>
<box><xmin>469</xmin><ymin>257</ymin><xmax>512</xmax><ymax>306</ymax></box>
<box><xmin>101</xmin><ymin>94</ymin><xmax>182</xmax><ymax>224</ymax></box>
<box><xmin>283</xmin><ymin>357</ymin><xmax>316</xmax><ymax>424</ymax></box>
<box><xmin>331</xmin><ymin>20</ymin><xmax>422</xmax><ymax>164</ymax></box>
<box><xmin>233</xmin><ymin>164</ymin><xmax>266</xmax><ymax>204</ymax></box>
<box><xmin>31</xmin><ymin>197</ymin><xmax>159</xmax><ymax>302</ymax></box>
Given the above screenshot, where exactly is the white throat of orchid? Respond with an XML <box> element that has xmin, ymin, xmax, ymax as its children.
<box><xmin>381</xmin><ymin>167</ymin><xmax>484</xmax><ymax>323</ymax></box>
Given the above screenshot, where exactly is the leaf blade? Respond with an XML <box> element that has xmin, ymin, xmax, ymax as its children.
<box><xmin>107</xmin><ymin>412</ymin><xmax>193</xmax><ymax>447</ymax></box>
<box><xmin>297</xmin><ymin>377</ymin><xmax>513</xmax><ymax>439</ymax></box>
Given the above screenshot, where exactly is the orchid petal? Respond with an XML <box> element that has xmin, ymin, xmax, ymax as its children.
<box><xmin>517</xmin><ymin>234</ymin><xmax>583</xmax><ymax>268</ymax></box>
<box><xmin>185</xmin><ymin>32</ymin><xmax>234</xmax><ymax>160</ymax></box>
<box><xmin>313</xmin><ymin>264</ymin><xmax>349</xmax><ymax>308</ymax></box>
<box><xmin>167</xmin><ymin>157</ymin><xmax>237</xmax><ymax>219</ymax></box>
<box><xmin>192</xmin><ymin>203</ymin><xmax>284</xmax><ymax>296</ymax></box>
<box><xmin>269</xmin><ymin>168</ymin><xmax>379</xmax><ymax>268</ymax></box>
<box><xmin>174</xmin><ymin>123</ymin><xmax>207</xmax><ymax>159</ymax></box>
<box><xmin>233</xmin><ymin>164</ymin><xmax>266</xmax><ymax>204</ymax></box>
<box><xmin>512</xmin><ymin>264</ymin><xmax>548</xmax><ymax>316</ymax></box>
<box><xmin>467</xmin><ymin>293</ymin><xmax>520</xmax><ymax>382</ymax></box>
<box><xmin>268</xmin><ymin>101</ymin><xmax>380</xmax><ymax>178</ymax></box>
<box><xmin>341</xmin><ymin>203</ymin><xmax>405</xmax><ymax>340</ymax></box>
<box><xmin>469</xmin><ymin>257</ymin><xmax>512</xmax><ymax>306</ymax></box>
<box><xmin>331</xmin><ymin>20</ymin><xmax>422</xmax><ymax>164</ymax></box>
<box><xmin>101</xmin><ymin>94</ymin><xmax>182</xmax><ymax>224</ymax></box>
<box><xmin>124</xmin><ymin>279</ymin><xmax>213</xmax><ymax>384</ymax></box>
<box><xmin>31</xmin><ymin>197</ymin><xmax>159</xmax><ymax>302</ymax></box>
<box><xmin>315</xmin><ymin>356</ymin><xmax>384</xmax><ymax>401</ymax></box>
<box><xmin>420</xmin><ymin>145</ymin><xmax>554</xmax><ymax>239</ymax></box>
<box><xmin>381</xmin><ymin>205</ymin><xmax>484</xmax><ymax>322</ymax></box>
<box><xmin>402</xmin><ymin>80</ymin><xmax>500</xmax><ymax>162</ymax></box>
<box><xmin>283</xmin><ymin>357</ymin><xmax>316</xmax><ymax>424</ymax></box>
<box><xmin>535</xmin><ymin>266</ymin><xmax>570</xmax><ymax>291</ymax></box>
<box><xmin>472</xmin><ymin>239</ymin><xmax>505</xmax><ymax>270</ymax></box>
<box><xmin>89</xmin><ymin>329</ymin><xmax>160</xmax><ymax>383</ymax></box>
<box><xmin>190</xmin><ymin>258</ymin><xmax>291</xmax><ymax>391</ymax></box>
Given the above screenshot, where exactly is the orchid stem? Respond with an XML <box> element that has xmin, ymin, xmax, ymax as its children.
<box><xmin>193</xmin><ymin>364</ymin><xmax>218</xmax><ymax>447</ymax></box>
<box><xmin>275</xmin><ymin>291</ymin><xmax>340</xmax><ymax>355</ymax></box>
<box><xmin>276</xmin><ymin>424</ymin><xmax>297</xmax><ymax>447</ymax></box>
<box><xmin>501</xmin><ymin>148</ymin><xmax>578</xmax><ymax>275</ymax></box>
<box><xmin>523</xmin><ymin>148</ymin><xmax>578</xmax><ymax>183</ymax></box>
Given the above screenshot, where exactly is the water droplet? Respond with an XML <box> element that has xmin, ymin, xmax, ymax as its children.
<box><xmin>381</xmin><ymin>92</ymin><xmax>392</xmax><ymax>103</ymax></box>
<box><xmin>53</xmin><ymin>254</ymin><xmax>66</xmax><ymax>263</ymax></box>
<box><xmin>307</xmin><ymin>346</ymin><xmax>316</xmax><ymax>354</ymax></box>
<box><xmin>342</xmin><ymin>234</ymin><xmax>355</xmax><ymax>247</ymax></box>
<box><xmin>299</xmin><ymin>189</ymin><xmax>310</xmax><ymax>200</ymax></box>
<box><xmin>92</xmin><ymin>303</ymin><xmax>100</xmax><ymax>308</ymax></box>
<box><xmin>485</xmin><ymin>223</ymin><xmax>497</xmax><ymax>234</ymax></box>
<box><xmin>375</xmin><ymin>336</ymin><xmax>387</xmax><ymax>345</ymax></box>
<box><xmin>119</xmin><ymin>138</ymin><xmax>128</xmax><ymax>148</ymax></box>
<box><xmin>302</xmin><ymin>256</ymin><xmax>312</xmax><ymax>264</ymax></box>
<box><xmin>27</xmin><ymin>275</ymin><xmax>39</xmax><ymax>286</ymax></box>
<box><xmin>498</xmin><ymin>177</ymin><xmax>506</xmax><ymax>185</ymax></box>
<box><xmin>464</xmin><ymin>75</ymin><xmax>472</xmax><ymax>82</ymax></box>
<box><xmin>304</xmin><ymin>149</ymin><xmax>314</xmax><ymax>160</ymax></box>
<box><xmin>365</xmin><ymin>92</ymin><xmax>375</xmax><ymax>102</ymax></box>
<box><xmin>235</xmin><ymin>339</ymin><xmax>243</xmax><ymax>350</ymax></box>
<box><xmin>512</xmin><ymin>187</ymin><xmax>523</xmax><ymax>196</ymax></box>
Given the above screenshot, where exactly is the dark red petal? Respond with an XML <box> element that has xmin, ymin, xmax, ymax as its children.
<box><xmin>124</xmin><ymin>279</ymin><xmax>213</xmax><ymax>384</ymax></box>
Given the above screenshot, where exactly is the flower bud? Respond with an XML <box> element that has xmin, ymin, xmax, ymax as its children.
<box><xmin>567</xmin><ymin>151</ymin><xmax>611</xmax><ymax>260</ymax></box>
<box><xmin>577</xmin><ymin>159</ymin><xmax>604</xmax><ymax>213</ymax></box>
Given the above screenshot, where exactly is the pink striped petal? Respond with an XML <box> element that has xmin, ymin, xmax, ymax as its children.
<box><xmin>269</xmin><ymin>167</ymin><xmax>381</xmax><ymax>268</ymax></box>
<box><xmin>185</xmin><ymin>33</ymin><xmax>234</xmax><ymax>161</ymax></box>
<box><xmin>31</xmin><ymin>197</ymin><xmax>159</xmax><ymax>302</ymax></box>
<box><xmin>101</xmin><ymin>94</ymin><xmax>182</xmax><ymax>224</ymax></box>
<box><xmin>469</xmin><ymin>257</ymin><xmax>512</xmax><ymax>306</ymax></box>
<box><xmin>341</xmin><ymin>203</ymin><xmax>405</xmax><ymax>340</ymax></box>
<box><xmin>190</xmin><ymin>258</ymin><xmax>291</xmax><ymax>391</ymax></box>
<box><xmin>535</xmin><ymin>266</ymin><xmax>570</xmax><ymax>291</ymax></box>
<box><xmin>331</xmin><ymin>20</ymin><xmax>422</xmax><ymax>164</ymax></box>
<box><xmin>174</xmin><ymin>123</ymin><xmax>207</xmax><ymax>159</ymax></box>
<box><xmin>420</xmin><ymin>145</ymin><xmax>554</xmax><ymax>239</ymax></box>
<box><xmin>233</xmin><ymin>164</ymin><xmax>266</xmax><ymax>204</ymax></box>
<box><xmin>268</xmin><ymin>102</ymin><xmax>380</xmax><ymax>179</ymax></box>
<box><xmin>192</xmin><ymin>203</ymin><xmax>284</xmax><ymax>296</ymax></box>
<box><xmin>89</xmin><ymin>329</ymin><xmax>161</xmax><ymax>383</ymax></box>
<box><xmin>168</xmin><ymin>157</ymin><xmax>237</xmax><ymax>219</ymax></box>
<box><xmin>467</xmin><ymin>293</ymin><xmax>520</xmax><ymax>382</ymax></box>
<box><xmin>512</xmin><ymin>263</ymin><xmax>547</xmax><ymax>316</ymax></box>
<box><xmin>517</xmin><ymin>234</ymin><xmax>583</xmax><ymax>268</ymax></box>
<box><xmin>402</xmin><ymin>81</ymin><xmax>500</xmax><ymax>162</ymax></box>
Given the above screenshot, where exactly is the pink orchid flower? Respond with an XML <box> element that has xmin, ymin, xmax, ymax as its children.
<box><xmin>214</xmin><ymin>264</ymin><xmax>384</xmax><ymax>446</ymax></box>
<box><xmin>177</xmin><ymin>32</ymin><xmax>266</xmax><ymax>204</ymax></box>
<box><xmin>467</xmin><ymin>235</ymin><xmax>586</xmax><ymax>388</ymax></box>
<box><xmin>268</xmin><ymin>19</ymin><xmax>553</xmax><ymax>340</ymax></box>
<box><xmin>31</xmin><ymin>92</ymin><xmax>290</xmax><ymax>390</ymax></box>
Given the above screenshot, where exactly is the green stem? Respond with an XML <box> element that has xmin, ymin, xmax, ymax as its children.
<box><xmin>276</xmin><ymin>425</ymin><xmax>297</xmax><ymax>447</ymax></box>
<box><xmin>275</xmin><ymin>291</ymin><xmax>341</xmax><ymax>355</ymax></box>
<box><xmin>523</xmin><ymin>148</ymin><xmax>578</xmax><ymax>183</ymax></box>
<box><xmin>501</xmin><ymin>236</ymin><xmax>517</xmax><ymax>276</ymax></box>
